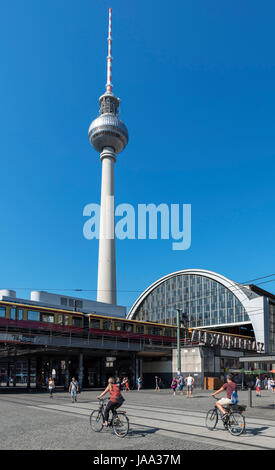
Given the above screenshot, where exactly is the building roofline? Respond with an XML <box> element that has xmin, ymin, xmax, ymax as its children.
<box><xmin>127</xmin><ymin>268</ymin><xmax>253</xmax><ymax>319</ymax></box>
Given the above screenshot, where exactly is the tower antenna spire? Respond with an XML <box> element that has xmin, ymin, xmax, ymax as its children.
<box><xmin>106</xmin><ymin>7</ymin><xmax>113</xmax><ymax>93</ymax></box>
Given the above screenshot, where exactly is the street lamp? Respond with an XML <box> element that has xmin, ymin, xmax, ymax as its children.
<box><xmin>176</xmin><ymin>309</ymin><xmax>187</xmax><ymax>376</ymax></box>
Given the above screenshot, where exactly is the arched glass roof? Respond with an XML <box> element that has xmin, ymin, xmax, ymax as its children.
<box><xmin>127</xmin><ymin>270</ymin><xmax>250</xmax><ymax>328</ymax></box>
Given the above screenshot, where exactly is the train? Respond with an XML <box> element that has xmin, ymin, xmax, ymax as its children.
<box><xmin>0</xmin><ymin>299</ymin><xmax>255</xmax><ymax>348</ymax></box>
<box><xmin>0</xmin><ymin>299</ymin><xmax>182</xmax><ymax>344</ymax></box>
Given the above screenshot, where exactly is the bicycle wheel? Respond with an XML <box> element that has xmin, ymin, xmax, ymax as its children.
<box><xmin>90</xmin><ymin>410</ymin><xmax>104</xmax><ymax>432</ymax></box>
<box><xmin>227</xmin><ymin>412</ymin><xmax>246</xmax><ymax>436</ymax></box>
<box><xmin>205</xmin><ymin>408</ymin><xmax>218</xmax><ymax>430</ymax></box>
<box><xmin>113</xmin><ymin>412</ymin><xmax>129</xmax><ymax>438</ymax></box>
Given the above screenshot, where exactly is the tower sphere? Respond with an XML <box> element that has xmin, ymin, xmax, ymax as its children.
<box><xmin>88</xmin><ymin>111</ymin><xmax>128</xmax><ymax>154</ymax></box>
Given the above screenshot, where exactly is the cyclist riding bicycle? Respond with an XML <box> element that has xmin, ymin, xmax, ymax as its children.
<box><xmin>211</xmin><ymin>374</ymin><xmax>238</xmax><ymax>422</ymax></box>
<box><xmin>97</xmin><ymin>377</ymin><xmax>125</xmax><ymax>427</ymax></box>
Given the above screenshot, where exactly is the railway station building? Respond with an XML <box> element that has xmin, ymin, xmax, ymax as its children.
<box><xmin>127</xmin><ymin>269</ymin><xmax>275</xmax><ymax>386</ymax></box>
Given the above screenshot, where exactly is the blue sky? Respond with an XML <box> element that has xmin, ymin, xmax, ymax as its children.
<box><xmin>0</xmin><ymin>0</ymin><xmax>274</xmax><ymax>311</ymax></box>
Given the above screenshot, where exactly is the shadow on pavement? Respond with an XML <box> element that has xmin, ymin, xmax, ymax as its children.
<box><xmin>127</xmin><ymin>427</ymin><xmax>159</xmax><ymax>438</ymax></box>
<box><xmin>245</xmin><ymin>426</ymin><xmax>269</xmax><ymax>436</ymax></box>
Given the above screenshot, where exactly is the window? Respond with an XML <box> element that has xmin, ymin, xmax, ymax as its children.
<box><xmin>103</xmin><ymin>320</ymin><xmax>112</xmax><ymax>330</ymax></box>
<box><xmin>164</xmin><ymin>328</ymin><xmax>172</xmax><ymax>337</ymax></box>
<box><xmin>17</xmin><ymin>309</ymin><xmax>23</xmax><ymax>320</ymax></box>
<box><xmin>10</xmin><ymin>308</ymin><xmax>16</xmax><ymax>320</ymax></box>
<box><xmin>0</xmin><ymin>307</ymin><xmax>6</xmax><ymax>318</ymax></box>
<box><xmin>64</xmin><ymin>315</ymin><xmax>70</xmax><ymax>326</ymax></box>
<box><xmin>114</xmin><ymin>322</ymin><xmax>123</xmax><ymax>331</ymax></box>
<box><xmin>42</xmin><ymin>314</ymin><xmax>54</xmax><ymax>323</ymax></box>
<box><xmin>147</xmin><ymin>326</ymin><xmax>162</xmax><ymax>335</ymax></box>
<box><xmin>27</xmin><ymin>311</ymin><xmax>40</xmax><ymax>321</ymax></box>
<box><xmin>90</xmin><ymin>319</ymin><xmax>101</xmax><ymax>329</ymax></box>
<box><xmin>72</xmin><ymin>316</ymin><xmax>83</xmax><ymax>327</ymax></box>
<box><xmin>57</xmin><ymin>314</ymin><xmax>63</xmax><ymax>324</ymax></box>
<box><xmin>136</xmin><ymin>325</ymin><xmax>144</xmax><ymax>334</ymax></box>
<box><xmin>61</xmin><ymin>297</ymin><xmax>67</xmax><ymax>306</ymax></box>
<box><xmin>124</xmin><ymin>323</ymin><xmax>133</xmax><ymax>333</ymax></box>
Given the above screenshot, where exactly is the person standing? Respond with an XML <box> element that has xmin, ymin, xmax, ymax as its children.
<box><xmin>171</xmin><ymin>377</ymin><xmax>178</xmax><ymax>396</ymax></box>
<box><xmin>184</xmin><ymin>374</ymin><xmax>194</xmax><ymax>398</ymax></box>
<box><xmin>48</xmin><ymin>376</ymin><xmax>55</xmax><ymax>398</ymax></box>
<box><xmin>69</xmin><ymin>377</ymin><xmax>79</xmax><ymax>403</ymax></box>
<box><xmin>270</xmin><ymin>377</ymin><xmax>275</xmax><ymax>394</ymax></box>
<box><xmin>137</xmin><ymin>376</ymin><xmax>142</xmax><ymax>391</ymax></box>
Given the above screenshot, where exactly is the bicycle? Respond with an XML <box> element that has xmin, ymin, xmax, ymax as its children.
<box><xmin>205</xmin><ymin>397</ymin><xmax>246</xmax><ymax>436</ymax></box>
<box><xmin>90</xmin><ymin>398</ymin><xmax>129</xmax><ymax>438</ymax></box>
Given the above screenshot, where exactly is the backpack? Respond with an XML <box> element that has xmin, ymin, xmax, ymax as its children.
<box><xmin>231</xmin><ymin>389</ymin><xmax>239</xmax><ymax>404</ymax></box>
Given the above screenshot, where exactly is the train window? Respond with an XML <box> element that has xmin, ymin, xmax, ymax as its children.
<box><xmin>64</xmin><ymin>315</ymin><xmax>70</xmax><ymax>326</ymax></box>
<box><xmin>17</xmin><ymin>309</ymin><xmax>23</xmax><ymax>320</ymax></box>
<box><xmin>27</xmin><ymin>311</ymin><xmax>40</xmax><ymax>321</ymax></box>
<box><xmin>57</xmin><ymin>314</ymin><xmax>63</xmax><ymax>324</ymax></box>
<box><xmin>72</xmin><ymin>316</ymin><xmax>82</xmax><ymax>327</ymax></box>
<box><xmin>90</xmin><ymin>319</ymin><xmax>101</xmax><ymax>329</ymax></box>
<box><xmin>124</xmin><ymin>323</ymin><xmax>133</xmax><ymax>332</ymax></box>
<box><xmin>0</xmin><ymin>307</ymin><xmax>6</xmax><ymax>318</ymax></box>
<box><xmin>42</xmin><ymin>314</ymin><xmax>54</xmax><ymax>323</ymax></box>
<box><xmin>136</xmin><ymin>325</ymin><xmax>144</xmax><ymax>334</ymax></box>
<box><xmin>147</xmin><ymin>327</ymin><xmax>162</xmax><ymax>336</ymax></box>
<box><xmin>114</xmin><ymin>322</ymin><xmax>123</xmax><ymax>331</ymax></box>
<box><xmin>154</xmin><ymin>328</ymin><xmax>162</xmax><ymax>336</ymax></box>
<box><xmin>103</xmin><ymin>320</ymin><xmax>112</xmax><ymax>330</ymax></box>
<box><xmin>164</xmin><ymin>328</ymin><xmax>172</xmax><ymax>337</ymax></box>
<box><xmin>10</xmin><ymin>308</ymin><xmax>16</xmax><ymax>320</ymax></box>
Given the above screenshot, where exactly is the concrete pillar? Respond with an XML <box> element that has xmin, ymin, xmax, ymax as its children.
<box><xmin>7</xmin><ymin>362</ymin><xmax>10</xmax><ymax>387</ymax></box>
<box><xmin>78</xmin><ymin>353</ymin><xmax>83</xmax><ymax>391</ymax></box>
<box><xmin>64</xmin><ymin>360</ymin><xmax>70</xmax><ymax>390</ymax></box>
<box><xmin>27</xmin><ymin>359</ymin><xmax>31</xmax><ymax>390</ymax></box>
<box><xmin>36</xmin><ymin>357</ymin><xmax>43</xmax><ymax>389</ymax></box>
<box><xmin>97</xmin><ymin>147</ymin><xmax>117</xmax><ymax>305</ymax></box>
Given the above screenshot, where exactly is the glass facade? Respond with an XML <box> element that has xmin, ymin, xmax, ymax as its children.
<box><xmin>132</xmin><ymin>274</ymin><xmax>249</xmax><ymax>328</ymax></box>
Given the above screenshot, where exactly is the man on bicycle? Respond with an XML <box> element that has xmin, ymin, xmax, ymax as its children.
<box><xmin>211</xmin><ymin>374</ymin><xmax>237</xmax><ymax>421</ymax></box>
<box><xmin>97</xmin><ymin>377</ymin><xmax>124</xmax><ymax>426</ymax></box>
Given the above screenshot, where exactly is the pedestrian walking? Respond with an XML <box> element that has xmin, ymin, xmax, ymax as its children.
<box><xmin>116</xmin><ymin>377</ymin><xmax>121</xmax><ymax>389</ymax></box>
<box><xmin>69</xmin><ymin>377</ymin><xmax>79</xmax><ymax>403</ymax></box>
<box><xmin>184</xmin><ymin>374</ymin><xmax>194</xmax><ymax>397</ymax></box>
<box><xmin>48</xmin><ymin>376</ymin><xmax>55</xmax><ymax>398</ymax></box>
<box><xmin>125</xmin><ymin>377</ymin><xmax>130</xmax><ymax>391</ymax></box>
<box><xmin>137</xmin><ymin>376</ymin><xmax>142</xmax><ymax>391</ymax></box>
<box><xmin>255</xmin><ymin>376</ymin><xmax>262</xmax><ymax>397</ymax></box>
<box><xmin>155</xmin><ymin>376</ymin><xmax>160</xmax><ymax>392</ymax></box>
<box><xmin>122</xmin><ymin>377</ymin><xmax>127</xmax><ymax>391</ymax></box>
<box><xmin>171</xmin><ymin>377</ymin><xmax>178</xmax><ymax>396</ymax></box>
<box><xmin>271</xmin><ymin>378</ymin><xmax>275</xmax><ymax>394</ymax></box>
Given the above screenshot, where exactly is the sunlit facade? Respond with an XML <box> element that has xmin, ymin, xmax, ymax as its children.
<box><xmin>127</xmin><ymin>269</ymin><xmax>275</xmax><ymax>353</ymax></box>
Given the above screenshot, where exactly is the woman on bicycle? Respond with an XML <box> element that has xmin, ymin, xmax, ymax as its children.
<box><xmin>97</xmin><ymin>377</ymin><xmax>124</xmax><ymax>426</ymax></box>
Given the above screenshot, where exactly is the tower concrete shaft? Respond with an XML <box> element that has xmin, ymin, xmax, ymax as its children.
<box><xmin>88</xmin><ymin>9</ymin><xmax>128</xmax><ymax>305</ymax></box>
<box><xmin>97</xmin><ymin>147</ymin><xmax>117</xmax><ymax>305</ymax></box>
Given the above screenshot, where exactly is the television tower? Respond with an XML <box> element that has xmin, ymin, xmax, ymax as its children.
<box><xmin>88</xmin><ymin>8</ymin><xmax>128</xmax><ymax>305</ymax></box>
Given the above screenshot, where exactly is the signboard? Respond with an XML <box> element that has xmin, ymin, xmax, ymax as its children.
<box><xmin>190</xmin><ymin>329</ymin><xmax>264</xmax><ymax>353</ymax></box>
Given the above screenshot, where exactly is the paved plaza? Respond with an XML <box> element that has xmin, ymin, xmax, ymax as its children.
<box><xmin>0</xmin><ymin>387</ymin><xmax>274</xmax><ymax>450</ymax></box>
